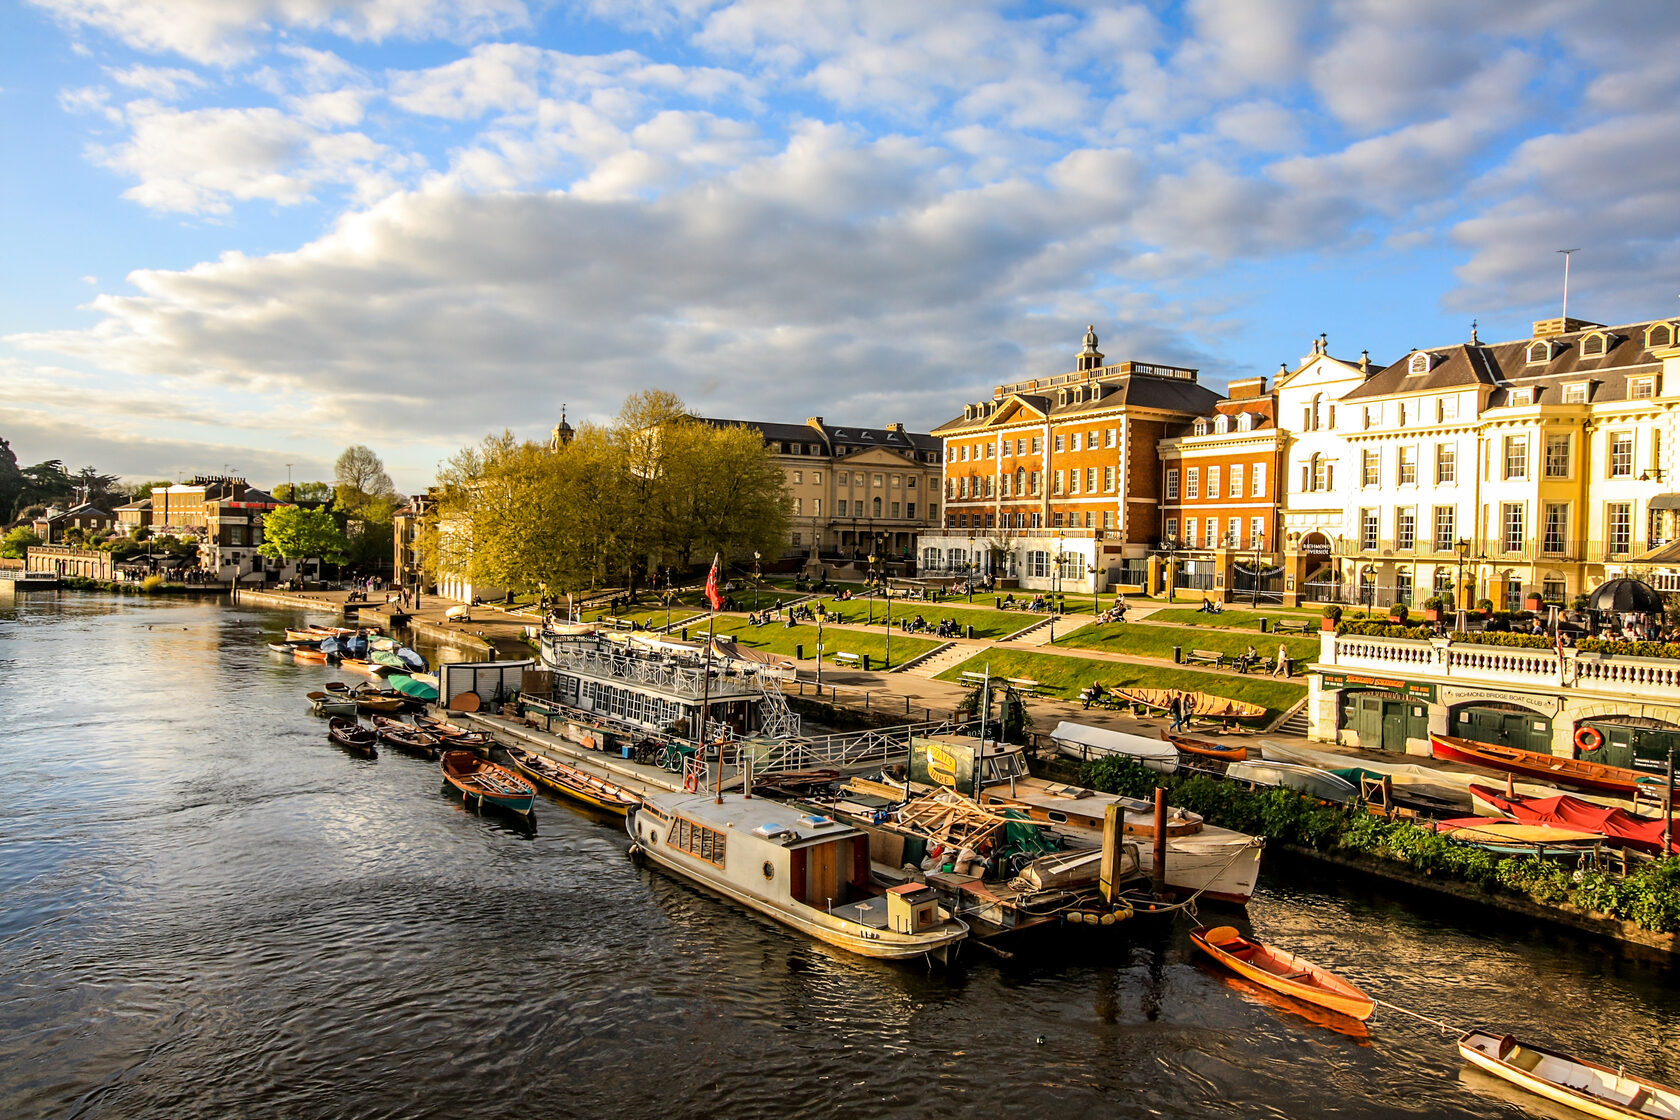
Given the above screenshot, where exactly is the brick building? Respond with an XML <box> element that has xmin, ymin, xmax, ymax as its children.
<box><xmin>919</xmin><ymin>326</ymin><xmax>1219</xmax><ymax>594</ymax></box>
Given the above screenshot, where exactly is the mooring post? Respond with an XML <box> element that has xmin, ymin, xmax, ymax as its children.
<box><xmin>1100</xmin><ymin>802</ymin><xmax>1126</xmax><ymax>905</ymax></box>
<box><xmin>1151</xmin><ymin>787</ymin><xmax>1168</xmax><ymax>896</ymax></box>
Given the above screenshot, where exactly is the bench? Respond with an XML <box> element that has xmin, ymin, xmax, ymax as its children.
<box><xmin>1271</xmin><ymin>621</ymin><xmax>1313</xmax><ymax>635</ymax></box>
<box><xmin>1185</xmin><ymin>649</ymin><xmax>1225</xmax><ymax>667</ymax></box>
<box><xmin>831</xmin><ymin>651</ymin><xmax>862</xmax><ymax>668</ymax></box>
<box><xmin>1007</xmin><ymin>677</ymin><xmax>1042</xmax><ymax>696</ymax></box>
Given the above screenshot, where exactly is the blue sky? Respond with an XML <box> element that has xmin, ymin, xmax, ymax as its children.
<box><xmin>4</xmin><ymin>0</ymin><xmax>1680</xmax><ymax>493</ymax></box>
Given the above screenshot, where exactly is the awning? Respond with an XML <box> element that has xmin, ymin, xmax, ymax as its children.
<box><xmin>1648</xmin><ymin>493</ymin><xmax>1680</xmax><ymax>510</ymax></box>
<box><xmin>1628</xmin><ymin>539</ymin><xmax>1680</xmax><ymax>564</ymax></box>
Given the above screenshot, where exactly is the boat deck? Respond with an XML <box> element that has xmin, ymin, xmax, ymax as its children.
<box><xmin>829</xmin><ymin>898</ymin><xmax>891</xmax><ymax>929</ymax></box>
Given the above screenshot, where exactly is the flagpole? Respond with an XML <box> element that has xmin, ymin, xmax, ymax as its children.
<box><xmin>701</xmin><ymin>553</ymin><xmax>724</xmax><ymax>803</ymax></box>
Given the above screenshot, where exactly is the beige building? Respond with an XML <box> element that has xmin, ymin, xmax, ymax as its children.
<box><xmin>698</xmin><ymin>417</ymin><xmax>944</xmax><ymax>563</ymax></box>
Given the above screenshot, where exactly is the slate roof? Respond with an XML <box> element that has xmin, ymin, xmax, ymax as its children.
<box><xmin>1344</xmin><ymin>318</ymin><xmax>1676</xmax><ymax>405</ymax></box>
<box><xmin>697</xmin><ymin>417</ymin><xmax>940</xmax><ymax>455</ymax></box>
<box><xmin>932</xmin><ymin>369</ymin><xmax>1221</xmax><ymax>433</ymax></box>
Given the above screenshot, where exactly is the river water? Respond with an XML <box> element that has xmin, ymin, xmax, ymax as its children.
<box><xmin>4</xmin><ymin>591</ymin><xmax>1680</xmax><ymax>1119</ymax></box>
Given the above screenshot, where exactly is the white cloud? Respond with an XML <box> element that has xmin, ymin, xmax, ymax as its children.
<box><xmin>105</xmin><ymin>64</ymin><xmax>206</xmax><ymax>101</ymax></box>
<box><xmin>27</xmin><ymin>0</ymin><xmax>532</xmax><ymax>64</ymax></box>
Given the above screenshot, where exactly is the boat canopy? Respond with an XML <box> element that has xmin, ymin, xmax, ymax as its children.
<box><xmin>1049</xmin><ymin>721</ymin><xmax>1177</xmax><ymax>767</ymax></box>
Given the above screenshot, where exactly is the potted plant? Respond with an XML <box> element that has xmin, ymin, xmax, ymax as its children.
<box><xmin>1421</xmin><ymin>596</ymin><xmax>1444</xmax><ymax>623</ymax></box>
<box><xmin>1388</xmin><ymin>603</ymin><xmax>1410</xmax><ymax>624</ymax></box>
<box><xmin>1524</xmin><ymin>592</ymin><xmax>1543</xmax><ymax>612</ymax></box>
<box><xmin>1321</xmin><ymin>604</ymin><xmax>1343</xmax><ymax>631</ymax></box>
<box><xmin>1476</xmin><ymin>598</ymin><xmax>1495</xmax><ymax>615</ymax></box>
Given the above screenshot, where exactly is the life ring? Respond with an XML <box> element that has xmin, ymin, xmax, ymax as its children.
<box><xmin>684</xmin><ymin>767</ymin><xmax>700</xmax><ymax>793</ymax></box>
<box><xmin>1574</xmin><ymin>726</ymin><xmax>1605</xmax><ymax>753</ymax></box>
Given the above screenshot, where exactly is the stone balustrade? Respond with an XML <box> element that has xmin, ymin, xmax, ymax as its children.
<box><xmin>1321</xmin><ymin>630</ymin><xmax>1680</xmax><ymax>702</ymax></box>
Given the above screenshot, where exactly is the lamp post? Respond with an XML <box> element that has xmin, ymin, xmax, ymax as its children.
<box><xmin>752</xmin><ymin>551</ymin><xmax>761</xmax><ymax>612</ymax></box>
<box><xmin>869</xmin><ymin>547</ymin><xmax>889</xmax><ymax>668</ymax></box>
<box><xmin>1050</xmin><ymin>534</ymin><xmax>1065</xmax><ymax>642</ymax></box>
<box><xmin>1086</xmin><ymin>557</ymin><xmax>1100</xmax><ymax>615</ymax></box>
<box><xmin>967</xmin><ymin>535</ymin><xmax>977</xmax><ymax>600</ymax></box>
<box><xmin>1455</xmin><ymin>538</ymin><xmax>1470</xmax><ymax>614</ymax></box>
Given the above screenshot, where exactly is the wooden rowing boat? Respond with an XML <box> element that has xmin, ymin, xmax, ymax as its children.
<box><xmin>1190</xmin><ymin>925</ymin><xmax>1374</xmax><ymax>1021</ymax></box>
<box><xmin>441</xmin><ymin>750</ymin><xmax>535</xmax><ymax>814</ymax></box>
<box><xmin>1169</xmin><ymin>735</ymin><xmax>1248</xmax><ymax>762</ymax></box>
<box><xmin>415</xmin><ymin>715</ymin><xmax>494</xmax><ymax>751</ymax></box>
<box><xmin>1458</xmin><ymin>1029</ymin><xmax>1680</xmax><ymax>1119</ymax></box>
<box><xmin>1113</xmin><ymin>688</ymin><xmax>1267</xmax><ymax>720</ymax></box>
<box><xmin>292</xmin><ymin>647</ymin><xmax>329</xmax><ymax>663</ymax></box>
<box><xmin>327</xmin><ymin>716</ymin><xmax>378</xmax><ymax>757</ymax></box>
<box><xmin>306</xmin><ymin>690</ymin><xmax>357</xmax><ymax>717</ymax></box>
<box><xmin>1431</xmin><ymin>734</ymin><xmax>1645</xmax><ymax>795</ymax></box>
<box><xmin>354</xmin><ymin>693</ymin><xmax>407</xmax><ymax>715</ymax></box>
<box><xmin>505</xmin><ymin>746</ymin><xmax>641</xmax><ymax>815</ymax></box>
<box><xmin>372</xmin><ymin>716</ymin><xmax>439</xmax><ymax>758</ymax></box>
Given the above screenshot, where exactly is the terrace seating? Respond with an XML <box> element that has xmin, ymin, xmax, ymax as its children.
<box><xmin>830</xmin><ymin>651</ymin><xmax>862</xmax><ymax>668</ymax></box>
<box><xmin>1185</xmin><ymin>649</ymin><xmax>1225</xmax><ymax>667</ymax></box>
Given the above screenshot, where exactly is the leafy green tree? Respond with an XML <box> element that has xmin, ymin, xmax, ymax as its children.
<box><xmin>331</xmin><ymin>446</ymin><xmax>399</xmax><ymax>567</ymax></box>
<box><xmin>273</xmin><ymin>481</ymin><xmax>332</xmax><ymax>504</ymax></box>
<box><xmin>0</xmin><ymin>437</ymin><xmax>22</xmax><ymax>521</ymax></box>
<box><xmin>18</xmin><ymin>461</ymin><xmax>74</xmax><ymax>510</ymax></box>
<box><xmin>2</xmin><ymin>527</ymin><xmax>42</xmax><ymax>559</ymax></box>
<box><xmin>258</xmin><ymin>506</ymin><xmax>348</xmax><ymax>565</ymax></box>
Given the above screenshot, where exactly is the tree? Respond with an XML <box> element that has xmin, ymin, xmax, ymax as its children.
<box><xmin>17</xmin><ymin>461</ymin><xmax>74</xmax><ymax>511</ymax></box>
<box><xmin>2</xmin><ymin>527</ymin><xmax>42</xmax><ymax>559</ymax></box>
<box><xmin>129</xmin><ymin>480</ymin><xmax>176</xmax><ymax>502</ymax></box>
<box><xmin>273</xmin><ymin>481</ymin><xmax>332</xmax><ymax>504</ymax></box>
<box><xmin>73</xmin><ymin>466</ymin><xmax>124</xmax><ymax>510</ymax></box>
<box><xmin>0</xmin><ymin>437</ymin><xmax>22</xmax><ymax>521</ymax></box>
<box><xmin>335</xmin><ymin>445</ymin><xmax>395</xmax><ymax>499</ymax></box>
<box><xmin>259</xmin><ymin>506</ymin><xmax>348</xmax><ymax>564</ymax></box>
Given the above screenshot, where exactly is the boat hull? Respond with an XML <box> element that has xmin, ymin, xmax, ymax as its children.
<box><xmin>507</xmin><ymin>748</ymin><xmax>639</xmax><ymax>816</ymax></box>
<box><xmin>1458</xmin><ymin>1030</ymin><xmax>1680</xmax><ymax>1120</ymax></box>
<box><xmin>631</xmin><ymin>832</ymin><xmax>966</xmax><ymax>962</ymax></box>
<box><xmin>1432</xmin><ymin>735</ymin><xmax>1642</xmax><ymax>795</ymax></box>
<box><xmin>1192</xmin><ymin>926</ymin><xmax>1374</xmax><ymax>1020</ymax></box>
<box><xmin>441</xmin><ymin>752</ymin><xmax>535</xmax><ymax>813</ymax></box>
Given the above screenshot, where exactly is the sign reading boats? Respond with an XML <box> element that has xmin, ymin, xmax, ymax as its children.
<box><xmin>909</xmin><ymin>736</ymin><xmax>978</xmax><ymax>797</ymax></box>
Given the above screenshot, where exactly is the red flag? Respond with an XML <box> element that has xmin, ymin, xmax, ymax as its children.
<box><xmin>705</xmin><ymin>553</ymin><xmax>724</xmax><ymax>611</ymax></box>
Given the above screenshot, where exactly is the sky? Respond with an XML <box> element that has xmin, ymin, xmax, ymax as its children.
<box><xmin>4</xmin><ymin>1</ymin><xmax>1680</xmax><ymax>494</ymax></box>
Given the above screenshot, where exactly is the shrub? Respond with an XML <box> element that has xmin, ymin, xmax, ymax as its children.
<box><xmin>1337</xmin><ymin>621</ymin><xmax>1433</xmax><ymax>639</ymax></box>
<box><xmin>1578</xmin><ymin>638</ymin><xmax>1680</xmax><ymax>660</ymax></box>
<box><xmin>1571</xmin><ymin>594</ymin><xmax>1590</xmax><ymax>611</ymax></box>
<box><xmin>1321</xmin><ymin>604</ymin><xmax>1343</xmax><ymax>621</ymax></box>
<box><xmin>1389</xmin><ymin>604</ymin><xmax>1410</xmax><ymax>623</ymax></box>
<box><xmin>1422</xmin><ymin>596</ymin><xmax>1445</xmax><ymax>611</ymax></box>
<box><xmin>141</xmin><ymin>574</ymin><xmax>165</xmax><ymax>593</ymax></box>
<box><xmin>1476</xmin><ymin>598</ymin><xmax>1495</xmax><ymax>613</ymax></box>
<box><xmin>1449</xmin><ymin>631</ymin><xmax>1554</xmax><ymax>649</ymax></box>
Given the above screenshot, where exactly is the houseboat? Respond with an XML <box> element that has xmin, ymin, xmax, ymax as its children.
<box><xmin>628</xmin><ymin>792</ymin><xmax>969</xmax><ymax>963</ymax></box>
<box><xmin>533</xmin><ymin>631</ymin><xmax>799</xmax><ymax>754</ymax></box>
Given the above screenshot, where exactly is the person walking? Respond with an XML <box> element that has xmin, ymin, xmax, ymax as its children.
<box><xmin>1272</xmin><ymin>643</ymin><xmax>1291</xmax><ymax>678</ymax></box>
<box><xmin>1167</xmin><ymin>693</ymin><xmax>1185</xmax><ymax>733</ymax></box>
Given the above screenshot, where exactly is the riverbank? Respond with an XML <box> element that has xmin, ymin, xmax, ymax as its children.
<box><xmin>236</xmin><ymin>587</ymin><xmax>532</xmax><ymax>658</ymax></box>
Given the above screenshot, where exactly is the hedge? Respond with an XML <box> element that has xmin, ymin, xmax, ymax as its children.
<box><xmin>1336</xmin><ymin>620</ymin><xmax>1433</xmax><ymax>639</ymax></box>
<box><xmin>1579</xmin><ymin>638</ymin><xmax>1680</xmax><ymax>660</ymax></box>
<box><xmin>1078</xmin><ymin>756</ymin><xmax>1680</xmax><ymax>933</ymax></box>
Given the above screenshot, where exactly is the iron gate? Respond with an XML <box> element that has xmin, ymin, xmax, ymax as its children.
<box><xmin>1232</xmin><ymin>562</ymin><xmax>1285</xmax><ymax>604</ymax></box>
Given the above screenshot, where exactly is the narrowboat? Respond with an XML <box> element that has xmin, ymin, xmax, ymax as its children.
<box><xmin>628</xmin><ymin>792</ymin><xmax>968</xmax><ymax>963</ymax></box>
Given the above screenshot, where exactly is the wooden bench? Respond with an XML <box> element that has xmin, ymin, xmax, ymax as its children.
<box><xmin>1271</xmin><ymin>621</ymin><xmax>1313</xmax><ymax>635</ymax></box>
<box><xmin>1007</xmin><ymin>677</ymin><xmax>1042</xmax><ymax>696</ymax></box>
<box><xmin>1185</xmin><ymin>649</ymin><xmax>1226</xmax><ymax>667</ymax></box>
<box><xmin>831</xmin><ymin>651</ymin><xmax>862</xmax><ymax>668</ymax></box>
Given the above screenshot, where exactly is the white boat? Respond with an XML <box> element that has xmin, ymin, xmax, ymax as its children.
<box><xmin>1226</xmin><ymin>759</ymin><xmax>1359</xmax><ymax>804</ymax></box>
<box><xmin>1459</xmin><ymin>1029</ymin><xmax>1680</xmax><ymax>1119</ymax></box>
<box><xmin>1049</xmin><ymin>721</ymin><xmax>1179</xmax><ymax>772</ymax></box>
<box><xmin>628</xmin><ymin>792</ymin><xmax>969</xmax><ymax>962</ymax></box>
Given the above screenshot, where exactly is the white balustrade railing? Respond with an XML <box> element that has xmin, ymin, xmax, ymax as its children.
<box><xmin>1322</xmin><ymin>632</ymin><xmax>1680</xmax><ymax>701</ymax></box>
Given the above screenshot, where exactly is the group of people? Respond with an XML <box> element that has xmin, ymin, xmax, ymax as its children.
<box><xmin>998</xmin><ymin>593</ymin><xmax>1054</xmax><ymax>612</ymax></box>
<box><xmin>898</xmin><ymin>615</ymin><xmax>963</xmax><ymax>638</ymax></box>
<box><xmin>1198</xmin><ymin>598</ymin><xmax>1225</xmax><ymax>614</ymax></box>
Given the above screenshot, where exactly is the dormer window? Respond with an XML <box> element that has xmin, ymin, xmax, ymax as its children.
<box><xmin>1630</xmin><ymin>377</ymin><xmax>1656</xmax><ymax>400</ymax></box>
<box><xmin>1526</xmin><ymin>340</ymin><xmax>1555</xmax><ymax>364</ymax></box>
<box><xmin>1236</xmin><ymin>413</ymin><xmax>1253</xmax><ymax>432</ymax></box>
<box><xmin>1580</xmin><ymin>332</ymin><xmax>1612</xmax><ymax>358</ymax></box>
<box><xmin>1089</xmin><ymin>383</ymin><xmax>1102</xmax><ymax>402</ymax></box>
<box><xmin>1408</xmin><ymin>352</ymin><xmax>1434</xmax><ymax>375</ymax></box>
<box><xmin>1193</xmin><ymin>419</ymin><xmax>1208</xmax><ymax>436</ymax></box>
<box><xmin>1647</xmin><ymin>323</ymin><xmax>1674</xmax><ymax>350</ymax></box>
<box><xmin>1057</xmin><ymin>390</ymin><xmax>1067</xmax><ymax>407</ymax></box>
<box><xmin>1563</xmin><ymin>382</ymin><xmax>1589</xmax><ymax>404</ymax></box>
<box><xmin>1508</xmin><ymin>389</ymin><xmax>1533</xmax><ymax>407</ymax></box>
<box><xmin>1214</xmin><ymin>415</ymin><xmax>1229</xmax><ymax>434</ymax></box>
<box><xmin>1072</xmin><ymin>386</ymin><xmax>1084</xmax><ymax>404</ymax></box>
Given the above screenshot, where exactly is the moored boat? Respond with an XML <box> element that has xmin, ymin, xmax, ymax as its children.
<box><xmin>1436</xmin><ymin>817</ymin><xmax>1602</xmax><ymax>856</ymax></box>
<box><xmin>307</xmin><ymin>690</ymin><xmax>357</xmax><ymax>717</ymax></box>
<box><xmin>505</xmin><ymin>746</ymin><xmax>641</xmax><ymax>815</ymax></box>
<box><xmin>372</xmin><ymin>716</ymin><xmax>439</xmax><ymax>758</ymax></box>
<box><xmin>1470</xmin><ymin>784</ymin><xmax>1680</xmax><ymax>854</ymax></box>
<box><xmin>628</xmin><ymin>792</ymin><xmax>968</xmax><ymax>962</ymax></box>
<box><xmin>1191</xmin><ymin>925</ymin><xmax>1374</xmax><ymax>1021</ymax></box>
<box><xmin>292</xmin><ymin>646</ymin><xmax>329</xmax><ymax>664</ymax></box>
<box><xmin>415</xmin><ymin>714</ymin><xmax>495</xmax><ymax>751</ymax></box>
<box><xmin>1225</xmin><ymin>759</ymin><xmax>1358</xmax><ymax>804</ymax></box>
<box><xmin>327</xmin><ymin>716</ymin><xmax>378</xmax><ymax>757</ymax></box>
<box><xmin>1169</xmin><ymin>735</ymin><xmax>1249</xmax><ymax>763</ymax></box>
<box><xmin>440</xmin><ymin>750</ymin><xmax>535</xmax><ymax>814</ymax></box>
<box><xmin>1049</xmin><ymin>721</ymin><xmax>1179</xmax><ymax>771</ymax></box>
<box><xmin>354</xmin><ymin>692</ymin><xmax>407</xmax><ymax>715</ymax></box>
<box><xmin>1432</xmin><ymin>734</ymin><xmax>1645</xmax><ymax>795</ymax></box>
<box><xmin>1458</xmin><ymin>1029</ymin><xmax>1680</xmax><ymax>1119</ymax></box>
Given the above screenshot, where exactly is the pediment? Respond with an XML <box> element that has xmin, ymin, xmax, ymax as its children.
<box><xmin>982</xmin><ymin>395</ymin><xmax>1047</xmax><ymax>426</ymax></box>
<box><xmin>839</xmin><ymin>445</ymin><xmax>918</xmax><ymax>466</ymax></box>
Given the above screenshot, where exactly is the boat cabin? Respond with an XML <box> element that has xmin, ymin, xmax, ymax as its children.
<box><xmin>635</xmin><ymin>794</ymin><xmax>876</xmax><ymax>914</ymax></box>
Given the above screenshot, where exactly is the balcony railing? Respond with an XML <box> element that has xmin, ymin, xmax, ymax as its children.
<box><xmin>1322</xmin><ymin>632</ymin><xmax>1680</xmax><ymax>702</ymax></box>
<box><xmin>1338</xmin><ymin>538</ymin><xmax>1657</xmax><ymax>563</ymax></box>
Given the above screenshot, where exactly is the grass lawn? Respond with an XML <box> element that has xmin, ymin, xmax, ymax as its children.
<box><xmin>806</xmin><ymin>598</ymin><xmax>1044</xmax><ymax>640</ymax></box>
<box><xmin>934</xmin><ymin>648</ymin><xmax>1306</xmax><ymax>722</ymax></box>
<box><xmin>1145</xmin><ymin>607</ymin><xmax>1320</xmax><ymax>630</ymax></box>
<box><xmin>1057</xmin><ymin>622</ymin><xmax>1321</xmax><ymax>664</ymax></box>
<box><xmin>583</xmin><ymin>586</ymin><xmax>804</xmax><ymax>623</ymax></box>
<box><xmin>703</xmin><ymin>615</ymin><xmax>940</xmax><ymax>668</ymax></box>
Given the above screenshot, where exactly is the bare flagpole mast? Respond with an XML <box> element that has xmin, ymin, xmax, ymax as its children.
<box><xmin>1558</xmin><ymin>248</ymin><xmax>1580</xmax><ymax>321</ymax></box>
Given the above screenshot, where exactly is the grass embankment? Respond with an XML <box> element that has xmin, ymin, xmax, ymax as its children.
<box><xmin>1145</xmin><ymin>607</ymin><xmax>1319</xmax><ymax>629</ymax></box>
<box><xmin>585</xmin><ymin>587</ymin><xmax>804</xmax><ymax>625</ymax></box>
<box><xmin>1056</xmin><ymin>621</ymin><xmax>1321</xmax><ymax>664</ymax></box>
<box><xmin>934</xmin><ymin>648</ymin><xmax>1305</xmax><ymax>722</ymax></box>
<box><xmin>808</xmin><ymin>599</ymin><xmax>1040</xmax><ymax>640</ymax></box>
<box><xmin>703</xmin><ymin>615</ymin><xmax>941</xmax><ymax>668</ymax></box>
<box><xmin>1082</xmin><ymin>757</ymin><xmax>1680</xmax><ymax>935</ymax></box>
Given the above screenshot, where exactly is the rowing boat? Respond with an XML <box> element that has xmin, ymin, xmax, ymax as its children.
<box><xmin>505</xmin><ymin>746</ymin><xmax>641</xmax><ymax>815</ymax></box>
<box><xmin>1470</xmin><ymin>784</ymin><xmax>1679</xmax><ymax>854</ymax></box>
<box><xmin>1431</xmin><ymin>734</ymin><xmax>1645</xmax><ymax>795</ymax></box>
<box><xmin>1169</xmin><ymin>735</ymin><xmax>1249</xmax><ymax>762</ymax></box>
<box><xmin>327</xmin><ymin>716</ymin><xmax>378</xmax><ymax>757</ymax></box>
<box><xmin>441</xmin><ymin>750</ymin><xmax>535</xmax><ymax>814</ymax></box>
<box><xmin>1437</xmin><ymin>817</ymin><xmax>1602</xmax><ymax>856</ymax></box>
<box><xmin>1112</xmin><ymin>688</ymin><xmax>1267</xmax><ymax>720</ymax></box>
<box><xmin>292</xmin><ymin>647</ymin><xmax>329</xmax><ymax>663</ymax></box>
<box><xmin>372</xmin><ymin>716</ymin><xmax>439</xmax><ymax>758</ymax></box>
<box><xmin>307</xmin><ymin>690</ymin><xmax>357</xmax><ymax>717</ymax></box>
<box><xmin>1458</xmin><ymin>1029</ymin><xmax>1680</xmax><ymax>1119</ymax></box>
<box><xmin>354</xmin><ymin>693</ymin><xmax>407</xmax><ymax>715</ymax></box>
<box><xmin>415</xmin><ymin>714</ymin><xmax>494</xmax><ymax>751</ymax></box>
<box><xmin>1191</xmin><ymin>925</ymin><xmax>1374</xmax><ymax>1021</ymax></box>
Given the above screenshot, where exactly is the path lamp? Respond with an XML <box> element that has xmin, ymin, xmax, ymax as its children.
<box><xmin>869</xmin><ymin>547</ymin><xmax>890</xmax><ymax>669</ymax></box>
<box><xmin>967</xmin><ymin>534</ymin><xmax>977</xmax><ymax>600</ymax></box>
<box><xmin>1050</xmin><ymin>534</ymin><xmax>1065</xmax><ymax>642</ymax></box>
<box><xmin>1455</xmin><ymin>538</ymin><xmax>1471</xmax><ymax>624</ymax></box>
<box><xmin>1086</xmin><ymin>557</ymin><xmax>1101</xmax><ymax>616</ymax></box>
<box><xmin>752</xmin><ymin>551</ymin><xmax>762</xmax><ymax>612</ymax></box>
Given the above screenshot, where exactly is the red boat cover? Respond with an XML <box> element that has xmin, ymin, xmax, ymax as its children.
<box><xmin>1469</xmin><ymin>785</ymin><xmax>1679</xmax><ymax>854</ymax></box>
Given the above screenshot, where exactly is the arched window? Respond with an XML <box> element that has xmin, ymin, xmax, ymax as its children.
<box><xmin>1214</xmin><ymin>415</ymin><xmax>1229</xmax><ymax>434</ymax></box>
<box><xmin>1015</xmin><ymin>467</ymin><xmax>1026</xmax><ymax>493</ymax></box>
<box><xmin>1193</xmin><ymin>419</ymin><xmax>1208</xmax><ymax>436</ymax></box>
<box><xmin>1236</xmin><ymin>413</ymin><xmax>1253</xmax><ymax>432</ymax></box>
<box><xmin>1526</xmin><ymin>340</ymin><xmax>1553</xmax><ymax>364</ymax></box>
<box><xmin>1310</xmin><ymin>393</ymin><xmax>1323</xmax><ymax>431</ymax></box>
<box><xmin>1409</xmin><ymin>352</ymin><xmax>1432</xmax><ymax>374</ymax></box>
<box><xmin>872</xmin><ymin>497</ymin><xmax>882</xmax><ymax>517</ymax></box>
<box><xmin>1648</xmin><ymin>323</ymin><xmax>1674</xmax><ymax>350</ymax></box>
<box><xmin>1581</xmin><ymin>333</ymin><xmax>1607</xmax><ymax>358</ymax></box>
<box><xmin>1308</xmin><ymin>453</ymin><xmax>1322</xmax><ymax>491</ymax></box>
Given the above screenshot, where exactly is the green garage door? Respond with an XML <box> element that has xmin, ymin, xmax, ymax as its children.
<box><xmin>1577</xmin><ymin>720</ymin><xmax>1680</xmax><ymax>774</ymax></box>
<box><xmin>1341</xmin><ymin>690</ymin><xmax>1428</xmax><ymax>753</ymax></box>
<box><xmin>1452</xmin><ymin>704</ymin><xmax>1552</xmax><ymax>754</ymax></box>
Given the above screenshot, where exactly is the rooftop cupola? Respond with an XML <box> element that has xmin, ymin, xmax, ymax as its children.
<box><xmin>550</xmin><ymin>404</ymin><xmax>574</xmax><ymax>449</ymax></box>
<box><xmin>1077</xmin><ymin>324</ymin><xmax>1104</xmax><ymax>372</ymax></box>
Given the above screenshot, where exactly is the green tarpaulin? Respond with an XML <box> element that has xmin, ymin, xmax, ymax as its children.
<box><xmin>387</xmin><ymin>674</ymin><xmax>439</xmax><ymax>701</ymax></box>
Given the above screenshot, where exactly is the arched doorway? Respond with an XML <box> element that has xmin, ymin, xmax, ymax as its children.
<box><xmin>1299</xmin><ymin>532</ymin><xmax>1338</xmax><ymax>602</ymax></box>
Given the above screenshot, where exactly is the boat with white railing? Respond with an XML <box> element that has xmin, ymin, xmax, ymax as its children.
<box><xmin>628</xmin><ymin>792</ymin><xmax>968</xmax><ymax>963</ymax></box>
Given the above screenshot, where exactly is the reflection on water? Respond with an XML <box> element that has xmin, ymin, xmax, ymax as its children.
<box><xmin>5</xmin><ymin>592</ymin><xmax>1680</xmax><ymax>1118</ymax></box>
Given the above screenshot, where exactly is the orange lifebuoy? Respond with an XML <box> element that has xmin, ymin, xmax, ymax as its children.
<box><xmin>684</xmin><ymin>766</ymin><xmax>700</xmax><ymax>793</ymax></box>
<box><xmin>1574</xmin><ymin>726</ymin><xmax>1604</xmax><ymax>753</ymax></box>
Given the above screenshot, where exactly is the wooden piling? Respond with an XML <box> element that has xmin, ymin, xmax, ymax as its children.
<box><xmin>1100</xmin><ymin>802</ymin><xmax>1126</xmax><ymax>905</ymax></box>
<box><xmin>1151</xmin><ymin>787</ymin><xmax>1168</xmax><ymax>896</ymax></box>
